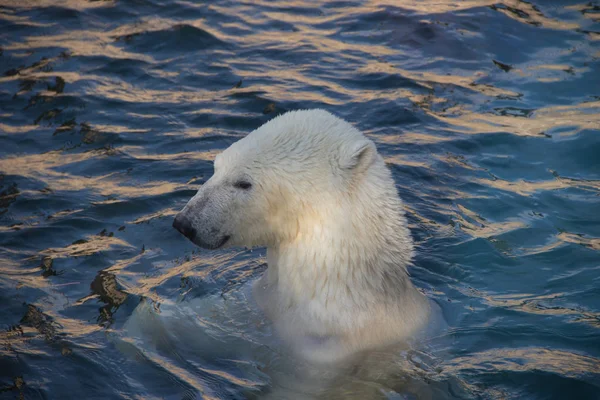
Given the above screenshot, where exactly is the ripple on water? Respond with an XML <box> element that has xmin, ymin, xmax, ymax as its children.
<box><xmin>0</xmin><ymin>0</ymin><xmax>599</xmax><ymax>399</ymax></box>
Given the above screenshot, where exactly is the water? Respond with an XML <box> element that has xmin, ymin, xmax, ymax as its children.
<box><xmin>1</xmin><ymin>0</ymin><xmax>599</xmax><ymax>398</ymax></box>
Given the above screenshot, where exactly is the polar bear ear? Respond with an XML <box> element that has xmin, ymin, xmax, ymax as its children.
<box><xmin>340</xmin><ymin>140</ymin><xmax>377</xmax><ymax>173</ymax></box>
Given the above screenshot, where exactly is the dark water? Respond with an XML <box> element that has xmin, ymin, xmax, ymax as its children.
<box><xmin>1</xmin><ymin>0</ymin><xmax>599</xmax><ymax>398</ymax></box>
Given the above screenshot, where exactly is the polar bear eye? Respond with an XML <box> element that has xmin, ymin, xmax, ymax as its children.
<box><xmin>233</xmin><ymin>181</ymin><xmax>252</xmax><ymax>190</ymax></box>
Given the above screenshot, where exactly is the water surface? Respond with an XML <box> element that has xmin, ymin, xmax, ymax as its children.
<box><xmin>1</xmin><ymin>0</ymin><xmax>599</xmax><ymax>399</ymax></box>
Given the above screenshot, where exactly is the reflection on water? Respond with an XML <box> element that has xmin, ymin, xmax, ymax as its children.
<box><xmin>0</xmin><ymin>0</ymin><xmax>599</xmax><ymax>399</ymax></box>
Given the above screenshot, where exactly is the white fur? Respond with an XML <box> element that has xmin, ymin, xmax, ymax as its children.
<box><xmin>178</xmin><ymin>109</ymin><xmax>430</xmax><ymax>364</ymax></box>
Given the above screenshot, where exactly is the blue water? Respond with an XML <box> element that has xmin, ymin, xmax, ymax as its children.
<box><xmin>1</xmin><ymin>0</ymin><xmax>599</xmax><ymax>398</ymax></box>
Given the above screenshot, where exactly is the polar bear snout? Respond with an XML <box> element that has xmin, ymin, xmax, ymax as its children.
<box><xmin>173</xmin><ymin>214</ymin><xmax>197</xmax><ymax>242</ymax></box>
<box><xmin>173</xmin><ymin>208</ymin><xmax>232</xmax><ymax>250</ymax></box>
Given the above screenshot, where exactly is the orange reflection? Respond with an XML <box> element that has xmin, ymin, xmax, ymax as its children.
<box><xmin>454</xmin><ymin>204</ymin><xmax>525</xmax><ymax>238</ymax></box>
<box><xmin>0</xmin><ymin>150</ymin><xmax>187</xmax><ymax>198</ymax></box>
<box><xmin>40</xmin><ymin>235</ymin><xmax>134</xmax><ymax>259</ymax></box>
<box><xmin>521</xmin><ymin>232</ymin><xmax>600</xmax><ymax>255</ymax></box>
<box><xmin>476</xmin><ymin>174</ymin><xmax>600</xmax><ymax>196</ymax></box>
<box><xmin>444</xmin><ymin>347</ymin><xmax>600</xmax><ymax>378</ymax></box>
<box><xmin>431</xmin><ymin>100</ymin><xmax>600</xmax><ymax>137</ymax></box>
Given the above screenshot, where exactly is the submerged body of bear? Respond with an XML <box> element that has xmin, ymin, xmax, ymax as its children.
<box><xmin>173</xmin><ymin>109</ymin><xmax>430</xmax><ymax>363</ymax></box>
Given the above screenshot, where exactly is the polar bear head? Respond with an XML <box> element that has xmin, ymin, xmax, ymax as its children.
<box><xmin>173</xmin><ymin>109</ymin><xmax>392</xmax><ymax>251</ymax></box>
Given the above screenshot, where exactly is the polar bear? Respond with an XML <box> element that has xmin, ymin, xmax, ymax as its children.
<box><xmin>173</xmin><ymin>109</ymin><xmax>431</xmax><ymax>364</ymax></box>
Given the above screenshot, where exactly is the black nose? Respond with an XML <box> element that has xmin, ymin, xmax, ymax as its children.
<box><xmin>173</xmin><ymin>214</ymin><xmax>196</xmax><ymax>241</ymax></box>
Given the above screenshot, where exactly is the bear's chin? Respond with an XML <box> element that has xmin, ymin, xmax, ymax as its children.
<box><xmin>193</xmin><ymin>235</ymin><xmax>231</xmax><ymax>250</ymax></box>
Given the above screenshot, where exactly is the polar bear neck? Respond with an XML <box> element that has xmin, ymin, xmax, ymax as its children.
<box><xmin>264</xmin><ymin>172</ymin><xmax>418</xmax><ymax>311</ymax></box>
